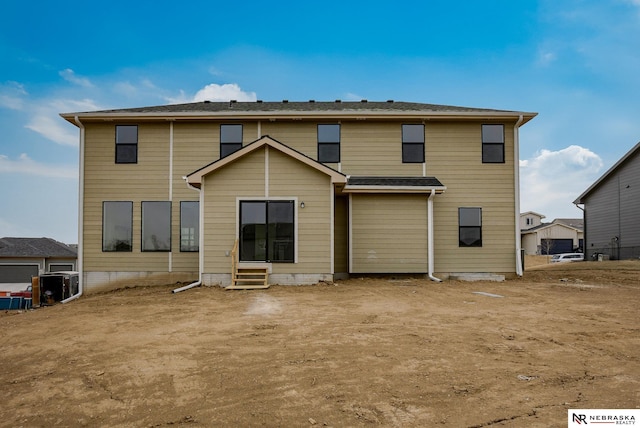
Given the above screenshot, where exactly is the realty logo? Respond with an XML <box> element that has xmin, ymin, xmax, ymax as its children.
<box><xmin>572</xmin><ymin>413</ymin><xmax>587</xmax><ymax>424</ymax></box>
<box><xmin>569</xmin><ymin>409</ymin><xmax>639</xmax><ymax>426</ymax></box>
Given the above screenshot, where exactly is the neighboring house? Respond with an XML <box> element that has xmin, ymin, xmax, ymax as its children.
<box><xmin>0</xmin><ymin>237</ymin><xmax>78</xmax><ymax>289</ymax></box>
<box><xmin>61</xmin><ymin>101</ymin><xmax>536</xmax><ymax>294</ymax></box>
<box><xmin>574</xmin><ymin>141</ymin><xmax>640</xmax><ymax>260</ymax></box>
<box><xmin>519</xmin><ymin>211</ymin><xmax>545</xmax><ymax>230</ymax></box>
<box><xmin>520</xmin><ymin>217</ymin><xmax>584</xmax><ymax>255</ymax></box>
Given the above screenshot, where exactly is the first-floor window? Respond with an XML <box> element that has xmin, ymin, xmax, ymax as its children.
<box><xmin>459</xmin><ymin>207</ymin><xmax>482</xmax><ymax>247</ymax></box>
<box><xmin>103</xmin><ymin>201</ymin><xmax>133</xmax><ymax>251</ymax></box>
<box><xmin>180</xmin><ymin>201</ymin><xmax>199</xmax><ymax>252</ymax></box>
<box><xmin>142</xmin><ymin>201</ymin><xmax>171</xmax><ymax>251</ymax></box>
<box><xmin>240</xmin><ymin>200</ymin><xmax>294</xmax><ymax>262</ymax></box>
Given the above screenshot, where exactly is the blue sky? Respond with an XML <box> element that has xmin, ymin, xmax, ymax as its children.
<box><xmin>1</xmin><ymin>0</ymin><xmax>639</xmax><ymax>244</ymax></box>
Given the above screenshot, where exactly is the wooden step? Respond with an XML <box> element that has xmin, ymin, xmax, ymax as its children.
<box><xmin>228</xmin><ymin>240</ymin><xmax>270</xmax><ymax>289</ymax></box>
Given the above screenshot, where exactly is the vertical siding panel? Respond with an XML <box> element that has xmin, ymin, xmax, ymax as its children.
<box><xmin>351</xmin><ymin>194</ymin><xmax>428</xmax><ymax>273</ymax></box>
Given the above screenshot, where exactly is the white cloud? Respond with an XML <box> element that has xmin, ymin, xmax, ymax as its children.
<box><xmin>59</xmin><ymin>69</ymin><xmax>94</xmax><ymax>88</ymax></box>
<box><xmin>536</xmin><ymin>50</ymin><xmax>557</xmax><ymax>67</ymax></box>
<box><xmin>520</xmin><ymin>145</ymin><xmax>603</xmax><ymax>219</ymax></box>
<box><xmin>193</xmin><ymin>83</ymin><xmax>257</xmax><ymax>102</ymax></box>
<box><xmin>0</xmin><ymin>81</ymin><xmax>28</xmax><ymax>110</ymax></box>
<box><xmin>0</xmin><ymin>153</ymin><xmax>77</xmax><ymax>179</ymax></box>
<box><xmin>25</xmin><ymin>98</ymin><xmax>99</xmax><ymax>147</ymax></box>
<box><xmin>344</xmin><ymin>92</ymin><xmax>365</xmax><ymax>101</ymax></box>
<box><xmin>164</xmin><ymin>89</ymin><xmax>191</xmax><ymax>105</ymax></box>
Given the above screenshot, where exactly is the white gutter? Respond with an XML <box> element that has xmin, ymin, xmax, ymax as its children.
<box><xmin>514</xmin><ymin>115</ymin><xmax>524</xmax><ymax>276</ymax></box>
<box><xmin>172</xmin><ymin>179</ymin><xmax>203</xmax><ymax>293</ymax></box>
<box><xmin>62</xmin><ymin>116</ymin><xmax>85</xmax><ymax>303</ymax></box>
<box><xmin>427</xmin><ymin>189</ymin><xmax>442</xmax><ymax>282</ymax></box>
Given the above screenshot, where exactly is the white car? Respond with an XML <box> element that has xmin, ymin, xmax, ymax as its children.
<box><xmin>550</xmin><ymin>253</ymin><xmax>584</xmax><ymax>263</ymax></box>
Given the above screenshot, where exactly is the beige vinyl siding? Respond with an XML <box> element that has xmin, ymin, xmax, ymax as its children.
<box><xmin>202</xmin><ymin>150</ymin><xmax>266</xmax><ymax>273</ymax></box>
<box><xmin>342</xmin><ymin>122</ymin><xmax>423</xmax><ymax>176</ymax></box>
<box><xmin>351</xmin><ymin>194</ymin><xmax>428</xmax><ymax>273</ymax></box>
<box><xmin>267</xmin><ymin>148</ymin><xmax>333</xmax><ymax>274</ymax></box>
<box><xmin>83</xmin><ymin>123</ymin><xmax>173</xmax><ymax>272</ymax></box>
<box><xmin>426</xmin><ymin>121</ymin><xmax>517</xmax><ymax>273</ymax></box>
<box><xmin>200</xmin><ymin>146</ymin><xmax>334</xmax><ymax>276</ymax></box>
<box><xmin>259</xmin><ymin>120</ymin><xmax>341</xmax><ymax>171</ymax></box>
<box><xmin>171</xmin><ymin>122</ymin><xmax>216</xmax><ymax>271</ymax></box>
<box><xmin>334</xmin><ymin>196</ymin><xmax>349</xmax><ymax>274</ymax></box>
<box><xmin>257</xmin><ymin>120</ymin><xmax>425</xmax><ymax>175</ymax></box>
<box><xmin>259</xmin><ymin>122</ymin><xmax>317</xmax><ymax>157</ymax></box>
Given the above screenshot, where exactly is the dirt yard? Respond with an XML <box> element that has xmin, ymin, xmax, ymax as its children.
<box><xmin>1</xmin><ymin>260</ymin><xmax>638</xmax><ymax>427</ymax></box>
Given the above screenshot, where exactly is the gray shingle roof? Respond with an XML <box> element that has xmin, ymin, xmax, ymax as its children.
<box><xmin>0</xmin><ymin>237</ymin><xmax>77</xmax><ymax>258</ymax></box>
<box><xmin>77</xmin><ymin>100</ymin><xmax>519</xmax><ymax>114</ymax></box>
<box><xmin>347</xmin><ymin>176</ymin><xmax>444</xmax><ymax>187</ymax></box>
<box><xmin>553</xmin><ymin>218</ymin><xmax>584</xmax><ymax>230</ymax></box>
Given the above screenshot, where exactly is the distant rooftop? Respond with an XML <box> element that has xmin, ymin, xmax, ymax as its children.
<box><xmin>0</xmin><ymin>237</ymin><xmax>77</xmax><ymax>258</ymax></box>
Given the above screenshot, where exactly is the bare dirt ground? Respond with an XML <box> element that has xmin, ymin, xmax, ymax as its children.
<box><xmin>1</xmin><ymin>259</ymin><xmax>638</xmax><ymax>427</ymax></box>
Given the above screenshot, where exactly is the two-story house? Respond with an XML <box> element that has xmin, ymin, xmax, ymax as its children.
<box><xmin>61</xmin><ymin>101</ymin><xmax>536</xmax><ymax>295</ymax></box>
<box><xmin>574</xmin><ymin>141</ymin><xmax>640</xmax><ymax>260</ymax></box>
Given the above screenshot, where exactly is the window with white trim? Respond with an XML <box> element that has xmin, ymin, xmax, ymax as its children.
<box><xmin>240</xmin><ymin>201</ymin><xmax>294</xmax><ymax>262</ymax></box>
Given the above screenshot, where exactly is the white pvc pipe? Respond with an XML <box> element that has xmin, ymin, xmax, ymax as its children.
<box><xmin>427</xmin><ymin>189</ymin><xmax>442</xmax><ymax>282</ymax></box>
<box><xmin>172</xmin><ymin>280</ymin><xmax>201</xmax><ymax>293</ymax></box>
<box><xmin>62</xmin><ymin>117</ymin><xmax>85</xmax><ymax>304</ymax></box>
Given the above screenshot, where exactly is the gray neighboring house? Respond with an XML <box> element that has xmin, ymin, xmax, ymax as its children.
<box><xmin>0</xmin><ymin>237</ymin><xmax>78</xmax><ymax>289</ymax></box>
<box><xmin>574</xmin><ymin>141</ymin><xmax>640</xmax><ymax>260</ymax></box>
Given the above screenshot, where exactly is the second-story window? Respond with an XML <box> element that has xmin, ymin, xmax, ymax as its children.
<box><xmin>115</xmin><ymin>125</ymin><xmax>138</xmax><ymax>164</ymax></box>
<box><xmin>220</xmin><ymin>124</ymin><xmax>243</xmax><ymax>158</ymax></box>
<box><xmin>317</xmin><ymin>124</ymin><xmax>340</xmax><ymax>163</ymax></box>
<box><xmin>402</xmin><ymin>124</ymin><xmax>425</xmax><ymax>163</ymax></box>
<box><xmin>482</xmin><ymin>124</ymin><xmax>505</xmax><ymax>163</ymax></box>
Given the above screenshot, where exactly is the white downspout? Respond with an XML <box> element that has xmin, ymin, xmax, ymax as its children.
<box><xmin>62</xmin><ymin>116</ymin><xmax>85</xmax><ymax>303</ymax></box>
<box><xmin>427</xmin><ymin>189</ymin><xmax>442</xmax><ymax>282</ymax></box>
<box><xmin>172</xmin><ymin>180</ymin><xmax>203</xmax><ymax>293</ymax></box>
<box><xmin>514</xmin><ymin>115</ymin><xmax>524</xmax><ymax>276</ymax></box>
